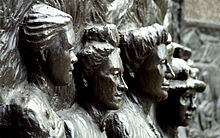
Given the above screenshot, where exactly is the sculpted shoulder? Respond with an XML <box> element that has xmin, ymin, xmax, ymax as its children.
<box><xmin>0</xmin><ymin>83</ymin><xmax>65</xmax><ymax>137</ymax></box>
<box><xmin>59</xmin><ymin>104</ymin><xmax>107</xmax><ymax>138</ymax></box>
<box><xmin>115</xmin><ymin>95</ymin><xmax>160</xmax><ymax>138</ymax></box>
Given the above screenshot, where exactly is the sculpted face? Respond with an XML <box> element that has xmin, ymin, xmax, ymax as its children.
<box><xmin>168</xmin><ymin>58</ymin><xmax>201</xmax><ymax>126</ymax></box>
<box><xmin>176</xmin><ymin>90</ymin><xmax>197</xmax><ymax>126</ymax></box>
<box><xmin>155</xmin><ymin>58</ymin><xmax>205</xmax><ymax>132</ymax></box>
<box><xmin>92</xmin><ymin>49</ymin><xmax>128</xmax><ymax>110</ymax></box>
<box><xmin>137</xmin><ymin>44</ymin><xmax>175</xmax><ymax>102</ymax></box>
<box><xmin>47</xmin><ymin>28</ymin><xmax>77</xmax><ymax>86</ymax></box>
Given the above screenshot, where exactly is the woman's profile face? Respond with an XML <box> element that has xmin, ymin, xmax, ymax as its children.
<box><xmin>47</xmin><ymin>30</ymin><xmax>77</xmax><ymax>86</ymax></box>
<box><xmin>176</xmin><ymin>90</ymin><xmax>197</xmax><ymax>126</ymax></box>
<box><xmin>137</xmin><ymin>44</ymin><xmax>175</xmax><ymax>102</ymax></box>
<box><xmin>91</xmin><ymin>49</ymin><xmax>128</xmax><ymax>110</ymax></box>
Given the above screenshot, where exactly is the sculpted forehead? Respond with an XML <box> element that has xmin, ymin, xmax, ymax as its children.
<box><xmin>182</xmin><ymin>89</ymin><xmax>196</xmax><ymax>97</ymax></box>
<box><xmin>145</xmin><ymin>44</ymin><xmax>168</xmax><ymax>66</ymax></box>
<box><xmin>156</xmin><ymin>44</ymin><xmax>168</xmax><ymax>61</ymax></box>
<box><xmin>64</xmin><ymin>24</ymin><xmax>75</xmax><ymax>47</ymax></box>
<box><xmin>100</xmin><ymin>48</ymin><xmax>123</xmax><ymax>72</ymax></box>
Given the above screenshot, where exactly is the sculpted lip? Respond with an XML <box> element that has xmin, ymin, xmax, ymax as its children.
<box><xmin>161</xmin><ymin>78</ymin><xmax>170</xmax><ymax>91</ymax></box>
<box><xmin>114</xmin><ymin>95</ymin><xmax>122</xmax><ymax>104</ymax></box>
<box><xmin>114</xmin><ymin>92</ymin><xmax>123</xmax><ymax>97</ymax></box>
<box><xmin>160</xmin><ymin>83</ymin><xmax>169</xmax><ymax>101</ymax></box>
<box><xmin>161</xmin><ymin>85</ymin><xmax>169</xmax><ymax>91</ymax></box>
<box><xmin>114</xmin><ymin>92</ymin><xmax>123</xmax><ymax>101</ymax></box>
<box><xmin>185</xmin><ymin>113</ymin><xmax>193</xmax><ymax>119</ymax></box>
<box><xmin>161</xmin><ymin>82</ymin><xmax>170</xmax><ymax>91</ymax></box>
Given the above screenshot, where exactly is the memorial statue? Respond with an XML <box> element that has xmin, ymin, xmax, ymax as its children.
<box><xmin>0</xmin><ymin>2</ymin><xmax>77</xmax><ymax>137</ymax></box>
<box><xmin>154</xmin><ymin>58</ymin><xmax>206</xmax><ymax>138</ymax></box>
<box><xmin>105</xmin><ymin>23</ymin><xmax>175</xmax><ymax>138</ymax></box>
<box><xmin>19</xmin><ymin>1</ymin><xmax>77</xmax><ymax>109</ymax></box>
<box><xmin>0</xmin><ymin>0</ymin><xmax>210</xmax><ymax>138</ymax></box>
<box><xmin>59</xmin><ymin>24</ymin><xmax>128</xmax><ymax>138</ymax></box>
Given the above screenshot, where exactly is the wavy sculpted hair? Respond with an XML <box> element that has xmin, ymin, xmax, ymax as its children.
<box><xmin>75</xmin><ymin>24</ymin><xmax>120</xmax><ymax>103</ymax></box>
<box><xmin>19</xmin><ymin>1</ymin><xmax>74</xmax><ymax>83</ymax></box>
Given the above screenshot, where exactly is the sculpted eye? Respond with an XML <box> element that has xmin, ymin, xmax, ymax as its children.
<box><xmin>181</xmin><ymin>94</ymin><xmax>191</xmax><ymax>102</ymax></box>
<box><xmin>114</xmin><ymin>72</ymin><xmax>120</xmax><ymax>77</ymax></box>
<box><xmin>192</xmin><ymin>95</ymin><xmax>196</xmax><ymax>99</ymax></box>
<box><xmin>180</xmin><ymin>95</ymin><xmax>190</xmax><ymax>105</ymax></box>
<box><xmin>111</xmin><ymin>70</ymin><xmax>120</xmax><ymax>77</ymax></box>
<box><xmin>184</xmin><ymin>96</ymin><xmax>190</xmax><ymax>100</ymax></box>
<box><xmin>160</xmin><ymin>59</ymin><xmax>166</xmax><ymax>64</ymax></box>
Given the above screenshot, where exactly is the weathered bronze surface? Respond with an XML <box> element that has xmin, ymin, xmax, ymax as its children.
<box><xmin>155</xmin><ymin>57</ymin><xmax>206</xmax><ymax>138</ymax></box>
<box><xmin>0</xmin><ymin>0</ymin><xmax>208</xmax><ymax>138</ymax></box>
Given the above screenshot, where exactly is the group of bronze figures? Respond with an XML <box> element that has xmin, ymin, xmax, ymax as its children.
<box><xmin>0</xmin><ymin>0</ymin><xmax>206</xmax><ymax>138</ymax></box>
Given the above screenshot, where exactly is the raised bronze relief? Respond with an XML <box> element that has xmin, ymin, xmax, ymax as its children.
<box><xmin>105</xmin><ymin>24</ymin><xmax>175</xmax><ymax>138</ymax></box>
<box><xmin>155</xmin><ymin>58</ymin><xmax>206</xmax><ymax>138</ymax></box>
<box><xmin>0</xmin><ymin>0</ymin><xmax>208</xmax><ymax>138</ymax></box>
<box><xmin>1</xmin><ymin>1</ymin><xmax>77</xmax><ymax>137</ymax></box>
<box><xmin>59</xmin><ymin>24</ymin><xmax>128</xmax><ymax>138</ymax></box>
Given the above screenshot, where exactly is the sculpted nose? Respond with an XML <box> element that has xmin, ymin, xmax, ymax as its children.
<box><xmin>118</xmin><ymin>76</ymin><xmax>128</xmax><ymax>91</ymax></box>
<box><xmin>70</xmin><ymin>50</ymin><xmax>78</xmax><ymax>64</ymax></box>
<box><xmin>190</xmin><ymin>100</ymin><xmax>197</xmax><ymax>111</ymax></box>
<box><xmin>165</xmin><ymin>62</ymin><xmax>175</xmax><ymax>79</ymax></box>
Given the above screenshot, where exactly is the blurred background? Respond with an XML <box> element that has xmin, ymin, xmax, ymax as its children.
<box><xmin>173</xmin><ymin>0</ymin><xmax>220</xmax><ymax>137</ymax></box>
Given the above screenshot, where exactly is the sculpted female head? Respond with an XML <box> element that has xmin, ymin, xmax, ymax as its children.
<box><xmin>155</xmin><ymin>58</ymin><xmax>206</xmax><ymax>130</ymax></box>
<box><xmin>167</xmin><ymin>58</ymin><xmax>206</xmax><ymax>126</ymax></box>
<box><xmin>20</xmin><ymin>2</ymin><xmax>77</xmax><ymax>86</ymax></box>
<box><xmin>78</xmin><ymin>24</ymin><xmax>128</xmax><ymax>110</ymax></box>
<box><xmin>120</xmin><ymin>24</ymin><xmax>175</xmax><ymax>102</ymax></box>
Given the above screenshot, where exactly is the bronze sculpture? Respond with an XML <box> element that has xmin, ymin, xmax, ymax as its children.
<box><xmin>0</xmin><ymin>2</ymin><xmax>77</xmax><ymax>137</ymax></box>
<box><xmin>107</xmin><ymin>24</ymin><xmax>175</xmax><ymax>138</ymax></box>
<box><xmin>59</xmin><ymin>24</ymin><xmax>128</xmax><ymax>138</ymax></box>
<box><xmin>155</xmin><ymin>58</ymin><xmax>206</xmax><ymax>138</ymax></box>
<box><xmin>0</xmin><ymin>0</ymin><xmax>209</xmax><ymax>138</ymax></box>
<box><xmin>19</xmin><ymin>1</ymin><xmax>77</xmax><ymax>109</ymax></box>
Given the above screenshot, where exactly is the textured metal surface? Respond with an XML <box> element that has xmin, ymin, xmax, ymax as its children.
<box><xmin>0</xmin><ymin>0</ymin><xmax>208</xmax><ymax>137</ymax></box>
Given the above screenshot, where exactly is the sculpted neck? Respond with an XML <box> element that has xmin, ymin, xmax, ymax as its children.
<box><xmin>167</xmin><ymin>126</ymin><xmax>178</xmax><ymax>138</ymax></box>
<box><xmin>155</xmin><ymin>110</ymin><xmax>178</xmax><ymax>138</ymax></box>
<box><xmin>28</xmin><ymin>71</ymin><xmax>66</xmax><ymax>110</ymax></box>
<box><xmin>83</xmin><ymin>100</ymin><xmax>112</xmax><ymax>132</ymax></box>
<box><xmin>130</xmin><ymin>87</ymin><xmax>154</xmax><ymax>116</ymax></box>
<box><xmin>33</xmin><ymin>73</ymin><xmax>54</xmax><ymax>94</ymax></box>
<box><xmin>160</xmin><ymin>124</ymin><xmax>178</xmax><ymax>138</ymax></box>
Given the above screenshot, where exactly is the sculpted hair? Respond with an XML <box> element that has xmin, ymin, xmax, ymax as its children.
<box><xmin>22</xmin><ymin>1</ymin><xmax>74</xmax><ymax>52</ymax></box>
<box><xmin>120</xmin><ymin>24</ymin><xmax>168</xmax><ymax>78</ymax></box>
<box><xmin>39</xmin><ymin>0</ymin><xmax>66</xmax><ymax>11</ymax></box>
<box><xmin>75</xmin><ymin>24</ymin><xmax>120</xmax><ymax>103</ymax></box>
<box><xmin>79</xmin><ymin>24</ymin><xmax>120</xmax><ymax>77</ymax></box>
<box><xmin>19</xmin><ymin>2</ymin><xmax>74</xmax><ymax>83</ymax></box>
